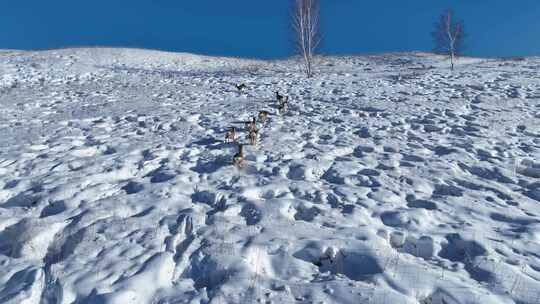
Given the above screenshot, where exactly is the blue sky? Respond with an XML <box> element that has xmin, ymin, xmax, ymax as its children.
<box><xmin>1</xmin><ymin>1</ymin><xmax>539</xmax><ymax>58</ymax></box>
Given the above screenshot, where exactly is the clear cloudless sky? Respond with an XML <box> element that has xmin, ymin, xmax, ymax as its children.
<box><xmin>1</xmin><ymin>0</ymin><xmax>539</xmax><ymax>59</ymax></box>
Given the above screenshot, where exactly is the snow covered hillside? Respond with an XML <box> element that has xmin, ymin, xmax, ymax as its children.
<box><xmin>0</xmin><ymin>48</ymin><xmax>539</xmax><ymax>304</ymax></box>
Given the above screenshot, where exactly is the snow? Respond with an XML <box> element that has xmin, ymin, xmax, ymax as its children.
<box><xmin>0</xmin><ymin>48</ymin><xmax>539</xmax><ymax>303</ymax></box>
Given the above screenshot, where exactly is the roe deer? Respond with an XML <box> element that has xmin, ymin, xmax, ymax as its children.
<box><xmin>245</xmin><ymin>117</ymin><xmax>257</xmax><ymax>132</ymax></box>
<box><xmin>224</xmin><ymin>127</ymin><xmax>236</xmax><ymax>143</ymax></box>
<box><xmin>233</xmin><ymin>144</ymin><xmax>245</xmax><ymax>166</ymax></box>
<box><xmin>247</xmin><ymin>129</ymin><xmax>258</xmax><ymax>146</ymax></box>
<box><xmin>258</xmin><ymin>111</ymin><xmax>269</xmax><ymax>123</ymax></box>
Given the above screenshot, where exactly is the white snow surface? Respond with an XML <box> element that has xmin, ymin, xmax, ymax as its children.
<box><xmin>0</xmin><ymin>48</ymin><xmax>539</xmax><ymax>304</ymax></box>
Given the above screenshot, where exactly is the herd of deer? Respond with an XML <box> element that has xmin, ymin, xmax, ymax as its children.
<box><xmin>226</xmin><ymin>84</ymin><xmax>290</xmax><ymax>167</ymax></box>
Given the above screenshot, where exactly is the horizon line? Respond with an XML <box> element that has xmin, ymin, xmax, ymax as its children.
<box><xmin>1</xmin><ymin>46</ymin><xmax>538</xmax><ymax>61</ymax></box>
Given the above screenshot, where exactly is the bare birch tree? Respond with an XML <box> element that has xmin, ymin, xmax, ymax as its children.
<box><xmin>291</xmin><ymin>0</ymin><xmax>321</xmax><ymax>78</ymax></box>
<box><xmin>432</xmin><ymin>9</ymin><xmax>465</xmax><ymax>71</ymax></box>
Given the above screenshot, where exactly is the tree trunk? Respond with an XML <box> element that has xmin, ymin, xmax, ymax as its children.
<box><xmin>306</xmin><ymin>56</ymin><xmax>312</xmax><ymax>78</ymax></box>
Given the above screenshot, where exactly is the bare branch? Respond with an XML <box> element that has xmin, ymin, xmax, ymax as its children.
<box><xmin>432</xmin><ymin>8</ymin><xmax>466</xmax><ymax>71</ymax></box>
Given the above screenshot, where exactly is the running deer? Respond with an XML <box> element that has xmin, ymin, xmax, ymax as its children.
<box><xmin>232</xmin><ymin>144</ymin><xmax>245</xmax><ymax>166</ymax></box>
<box><xmin>276</xmin><ymin>91</ymin><xmax>284</xmax><ymax>103</ymax></box>
<box><xmin>258</xmin><ymin>111</ymin><xmax>269</xmax><ymax>123</ymax></box>
<box><xmin>247</xmin><ymin>129</ymin><xmax>258</xmax><ymax>146</ymax></box>
<box><xmin>224</xmin><ymin>127</ymin><xmax>236</xmax><ymax>143</ymax></box>
<box><xmin>278</xmin><ymin>96</ymin><xmax>289</xmax><ymax>114</ymax></box>
<box><xmin>245</xmin><ymin>117</ymin><xmax>257</xmax><ymax>132</ymax></box>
